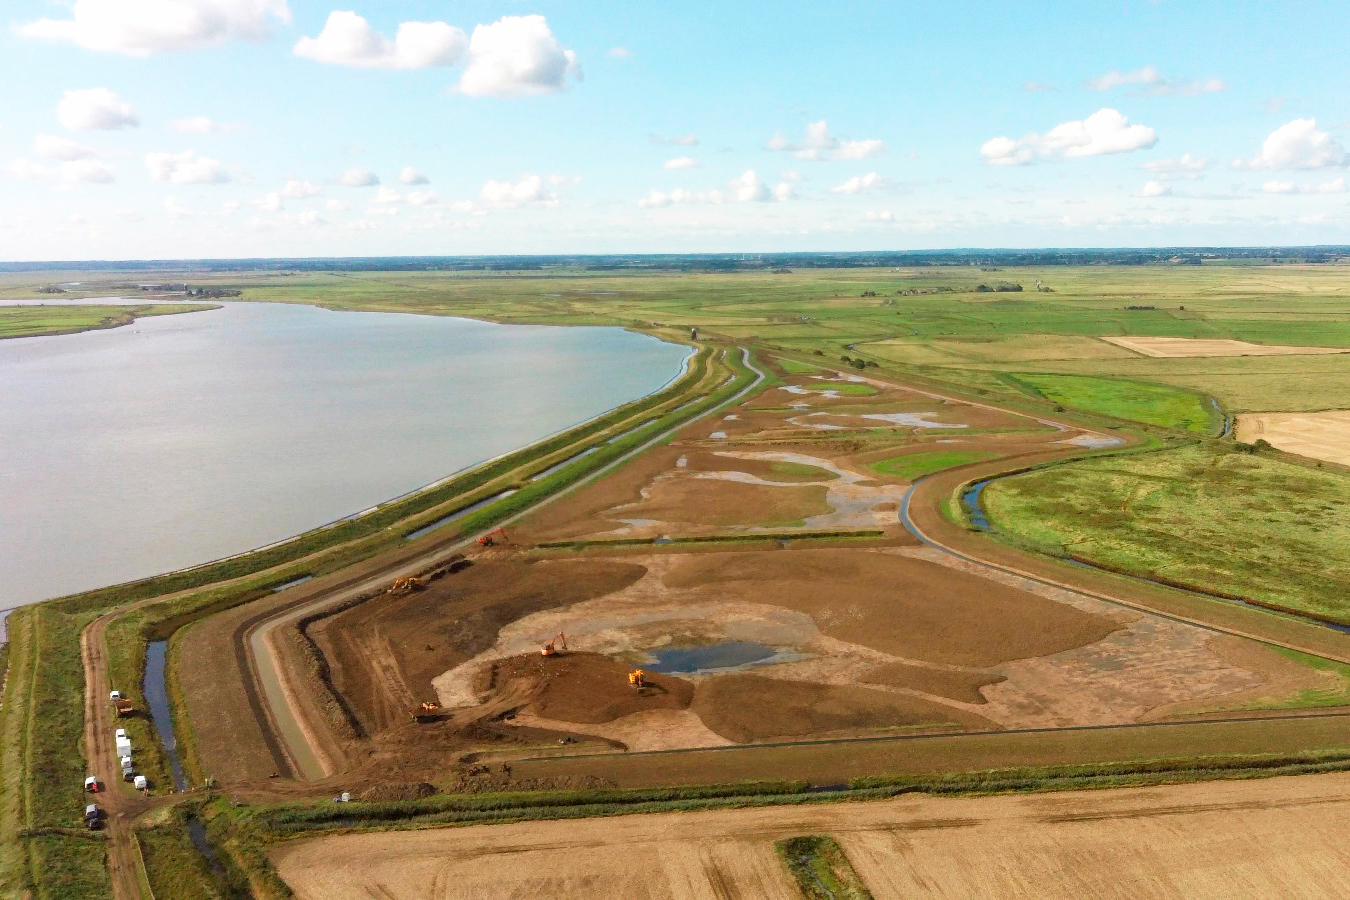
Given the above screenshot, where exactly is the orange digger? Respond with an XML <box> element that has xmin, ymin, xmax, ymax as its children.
<box><xmin>627</xmin><ymin>669</ymin><xmax>646</xmax><ymax>689</ymax></box>
<box><xmin>389</xmin><ymin>576</ymin><xmax>423</xmax><ymax>596</ymax></box>
<box><xmin>412</xmin><ymin>701</ymin><xmax>441</xmax><ymax>723</ymax></box>
<box><xmin>477</xmin><ymin>528</ymin><xmax>508</xmax><ymax>547</ymax></box>
<box><xmin>540</xmin><ymin>632</ymin><xmax>568</xmax><ymax>657</ymax></box>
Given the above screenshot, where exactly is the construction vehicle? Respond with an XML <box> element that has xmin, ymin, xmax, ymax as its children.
<box><xmin>389</xmin><ymin>576</ymin><xmax>423</xmax><ymax>596</ymax></box>
<box><xmin>113</xmin><ymin>698</ymin><xmax>135</xmax><ymax>718</ymax></box>
<box><xmin>412</xmin><ymin>701</ymin><xmax>441</xmax><ymax>723</ymax></box>
<box><xmin>628</xmin><ymin>669</ymin><xmax>646</xmax><ymax>689</ymax></box>
<box><xmin>540</xmin><ymin>632</ymin><xmax>567</xmax><ymax>657</ymax></box>
<box><xmin>477</xmin><ymin>528</ymin><xmax>508</xmax><ymax>547</ymax></box>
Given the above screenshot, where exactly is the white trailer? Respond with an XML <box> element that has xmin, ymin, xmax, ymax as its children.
<box><xmin>115</xmin><ymin>737</ymin><xmax>132</xmax><ymax>758</ymax></box>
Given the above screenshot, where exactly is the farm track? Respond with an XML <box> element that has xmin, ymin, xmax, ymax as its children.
<box><xmin>81</xmin><ymin>600</ymin><xmax>191</xmax><ymax>900</ymax></box>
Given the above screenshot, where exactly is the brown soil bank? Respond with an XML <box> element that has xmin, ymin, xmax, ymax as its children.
<box><xmin>311</xmin><ymin>558</ymin><xmax>646</xmax><ymax>732</ymax></box>
<box><xmin>693</xmin><ymin>674</ymin><xmax>993</xmax><ymax>742</ymax></box>
<box><xmin>663</xmin><ymin>548</ymin><xmax>1120</xmax><ymax>666</ymax></box>
<box><xmin>482</xmin><ymin>652</ymin><xmax>694</xmax><ymax>725</ymax></box>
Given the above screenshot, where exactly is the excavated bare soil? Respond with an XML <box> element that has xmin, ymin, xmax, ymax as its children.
<box><xmin>310</xmin><ymin>558</ymin><xmax>647</xmax><ymax>732</ymax></box>
<box><xmin>479</xmin><ymin>652</ymin><xmax>695</xmax><ymax>725</ymax></box>
<box><xmin>662</xmin><ymin>549</ymin><xmax>1121</xmax><ymax>667</ymax></box>
<box><xmin>691</xmin><ymin>674</ymin><xmax>994</xmax><ymax>742</ymax></box>
<box><xmin>859</xmin><ymin>661</ymin><xmax>1007</xmax><ymax>703</ymax></box>
<box><xmin>615</xmin><ymin>478</ymin><xmax>833</xmax><ymax>528</ymax></box>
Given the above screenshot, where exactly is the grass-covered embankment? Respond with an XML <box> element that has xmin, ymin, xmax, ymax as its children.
<box><xmin>981</xmin><ymin>444</ymin><xmax>1350</xmax><ymax>623</ymax></box>
<box><xmin>1007</xmin><ymin>373</ymin><xmax>1220</xmax><ymax>434</ymax></box>
<box><xmin>0</xmin><ymin>304</ymin><xmax>216</xmax><ymax>339</ymax></box>
<box><xmin>0</xmin><ymin>604</ymin><xmax>111</xmax><ymax>898</ymax></box>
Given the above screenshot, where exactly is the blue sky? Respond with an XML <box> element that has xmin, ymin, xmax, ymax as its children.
<box><xmin>2</xmin><ymin>0</ymin><xmax>1348</xmax><ymax>259</ymax></box>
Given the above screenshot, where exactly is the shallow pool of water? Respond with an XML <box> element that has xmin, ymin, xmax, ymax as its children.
<box><xmin>647</xmin><ymin>641</ymin><xmax>777</xmax><ymax>675</ymax></box>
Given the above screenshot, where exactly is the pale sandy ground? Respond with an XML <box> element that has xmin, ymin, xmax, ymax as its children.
<box><xmin>273</xmin><ymin>772</ymin><xmax>1350</xmax><ymax>899</ymax></box>
<box><xmin>1236</xmin><ymin>411</ymin><xmax>1350</xmax><ymax>466</ymax></box>
<box><xmin>1101</xmin><ymin>336</ymin><xmax>1350</xmax><ymax>358</ymax></box>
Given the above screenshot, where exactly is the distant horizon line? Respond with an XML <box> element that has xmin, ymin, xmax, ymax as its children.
<box><xmin>4</xmin><ymin>245</ymin><xmax>1350</xmax><ymax>272</ymax></box>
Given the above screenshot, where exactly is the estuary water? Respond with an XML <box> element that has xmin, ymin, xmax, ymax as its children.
<box><xmin>0</xmin><ymin>301</ymin><xmax>690</xmax><ymax>615</ymax></box>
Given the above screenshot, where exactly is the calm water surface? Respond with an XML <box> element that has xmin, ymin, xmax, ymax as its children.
<box><xmin>0</xmin><ymin>302</ymin><xmax>689</xmax><ymax>613</ymax></box>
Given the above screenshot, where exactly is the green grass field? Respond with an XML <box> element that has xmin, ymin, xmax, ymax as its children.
<box><xmin>0</xmin><ymin>304</ymin><xmax>214</xmax><ymax>339</ymax></box>
<box><xmin>800</xmin><ymin>382</ymin><xmax>877</xmax><ymax>396</ymax></box>
<box><xmin>870</xmin><ymin>450</ymin><xmax>996</xmax><ymax>480</ymax></box>
<box><xmin>982</xmin><ymin>445</ymin><xmax>1350</xmax><ymax>622</ymax></box>
<box><xmin>1007</xmin><ymin>373</ymin><xmax>1219</xmax><ymax>433</ymax></box>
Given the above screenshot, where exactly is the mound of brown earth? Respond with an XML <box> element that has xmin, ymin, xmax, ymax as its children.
<box><xmin>691</xmin><ymin>674</ymin><xmax>993</xmax><ymax>743</ymax></box>
<box><xmin>618</xmin><ymin>478</ymin><xmax>832</xmax><ymax>528</ymax></box>
<box><xmin>663</xmin><ymin>549</ymin><xmax>1119</xmax><ymax>667</ymax></box>
<box><xmin>482</xmin><ymin>653</ymin><xmax>694</xmax><ymax>725</ymax></box>
<box><xmin>355</xmin><ymin>782</ymin><xmax>437</xmax><ymax>803</ymax></box>
<box><xmin>859</xmin><ymin>661</ymin><xmax>1006</xmax><ymax>704</ymax></box>
<box><xmin>311</xmin><ymin>559</ymin><xmax>647</xmax><ymax>732</ymax></box>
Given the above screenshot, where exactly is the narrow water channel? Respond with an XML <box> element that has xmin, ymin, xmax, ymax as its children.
<box><xmin>143</xmin><ymin>640</ymin><xmax>187</xmax><ymax>790</ymax></box>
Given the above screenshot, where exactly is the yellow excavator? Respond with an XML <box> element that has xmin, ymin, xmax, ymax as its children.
<box><xmin>540</xmin><ymin>632</ymin><xmax>568</xmax><ymax>657</ymax></box>
<box><xmin>628</xmin><ymin>669</ymin><xmax>646</xmax><ymax>689</ymax></box>
<box><xmin>412</xmin><ymin>701</ymin><xmax>441</xmax><ymax>723</ymax></box>
<box><xmin>389</xmin><ymin>576</ymin><xmax>423</xmax><ymax>596</ymax></box>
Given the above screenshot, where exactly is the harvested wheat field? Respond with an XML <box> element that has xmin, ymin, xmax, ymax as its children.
<box><xmin>1236</xmin><ymin>411</ymin><xmax>1350</xmax><ymax>466</ymax></box>
<box><xmin>272</xmin><ymin>772</ymin><xmax>1350</xmax><ymax>899</ymax></box>
<box><xmin>1102</xmin><ymin>336</ymin><xmax>1350</xmax><ymax>358</ymax></box>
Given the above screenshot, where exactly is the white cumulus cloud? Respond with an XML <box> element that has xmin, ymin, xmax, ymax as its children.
<box><xmin>1140</xmin><ymin>153</ymin><xmax>1211</xmax><ymax>177</ymax></box>
<box><xmin>399</xmin><ymin>166</ymin><xmax>429</xmax><ymax>185</ymax></box>
<box><xmin>1138</xmin><ymin>179</ymin><xmax>1171</xmax><ymax>197</ymax></box>
<box><xmin>768</xmin><ymin>120</ymin><xmax>885</xmax><ymax>161</ymax></box>
<box><xmin>1240</xmin><ymin>119</ymin><xmax>1346</xmax><ymax>170</ymax></box>
<box><xmin>1086</xmin><ymin>66</ymin><xmax>1224</xmax><ymax>96</ymax></box>
<box><xmin>145</xmin><ymin>150</ymin><xmax>230</xmax><ymax>184</ymax></box>
<box><xmin>664</xmin><ymin>157</ymin><xmax>698</xmax><ymax>170</ymax></box>
<box><xmin>371</xmin><ymin>186</ymin><xmax>402</xmax><ymax>205</ymax></box>
<box><xmin>338</xmin><ymin>168</ymin><xmax>379</xmax><ymax>187</ymax></box>
<box><xmin>279</xmin><ymin>179</ymin><xmax>321</xmax><ymax>199</ymax></box>
<box><xmin>58</xmin><ymin>88</ymin><xmax>139</xmax><ymax>131</ymax></box>
<box><xmin>294</xmin><ymin>11</ymin><xmax>467</xmax><ymax>69</ymax></box>
<box><xmin>170</xmin><ymin>116</ymin><xmax>235</xmax><ymax>134</ymax></box>
<box><xmin>33</xmin><ymin>135</ymin><xmax>98</xmax><ymax>161</ymax></box>
<box><xmin>1262</xmin><ymin>177</ymin><xmax>1346</xmax><ymax>194</ymax></box>
<box><xmin>981</xmin><ymin>108</ymin><xmax>1157</xmax><ymax>166</ymax></box>
<box><xmin>10</xmin><ymin>157</ymin><xmax>116</xmax><ymax>184</ymax></box>
<box><xmin>458</xmin><ymin>15</ymin><xmax>581</xmax><ymax>98</ymax></box>
<box><xmin>18</xmin><ymin>0</ymin><xmax>292</xmax><ymax>56</ymax></box>
<box><xmin>831</xmin><ymin>172</ymin><xmax>884</xmax><ymax>194</ymax></box>
<box><xmin>651</xmin><ymin>134</ymin><xmax>699</xmax><ymax>147</ymax></box>
<box><xmin>478</xmin><ymin>174</ymin><xmax>565</xmax><ymax>208</ymax></box>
